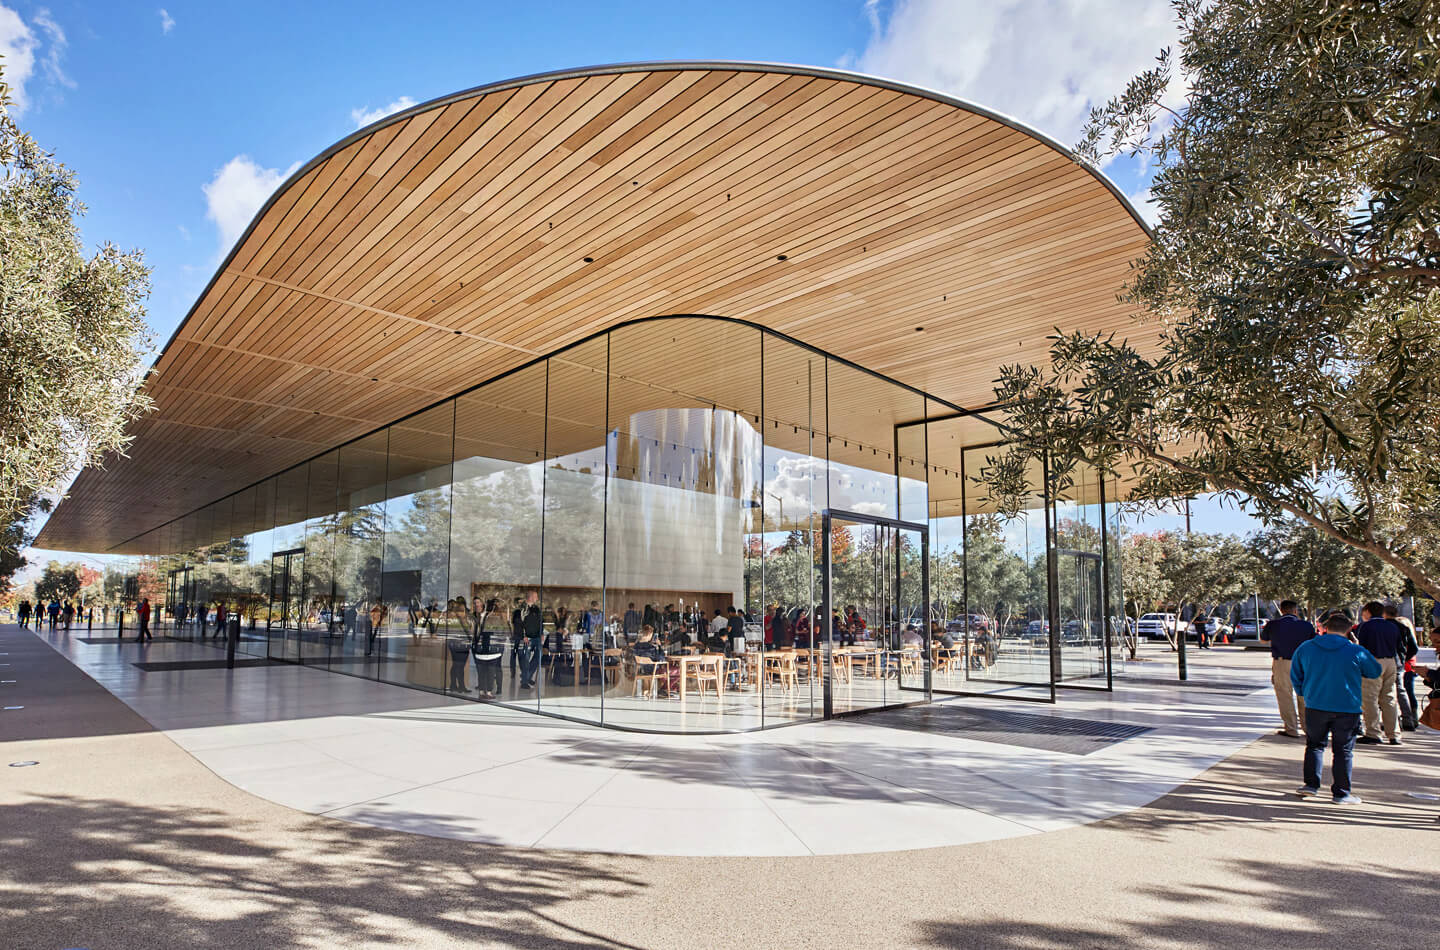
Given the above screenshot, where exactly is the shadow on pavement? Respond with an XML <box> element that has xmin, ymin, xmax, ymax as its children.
<box><xmin>0</xmin><ymin>792</ymin><xmax>650</xmax><ymax>950</ymax></box>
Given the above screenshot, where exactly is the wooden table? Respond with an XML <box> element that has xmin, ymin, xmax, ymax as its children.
<box><xmin>670</xmin><ymin>653</ymin><xmax>725</xmax><ymax>699</ymax></box>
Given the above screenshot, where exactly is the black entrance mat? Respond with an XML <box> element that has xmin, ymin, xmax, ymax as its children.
<box><xmin>132</xmin><ymin>658</ymin><xmax>277</xmax><ymax>672</ymax></box>
<box><xmin>1119</xmin><ymin>676</ymin><xmax>1263</xmax><ymax>693</ymax></box>
<box><xmin>850</xmin><ymin>703</ymin><xmax>1151</xmax><ymax>755</ymax></box>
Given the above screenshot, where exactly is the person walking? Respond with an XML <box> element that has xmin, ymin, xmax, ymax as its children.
<box><xmin>1354</xmin><ymin>601</ymin><xmax>1403</xmax><ymax>745</ymax></box>
<box><xmin>61</xmin><ymin>601</ymin><xmax>75</xmax><ymax>632</ymax></box>
<box><xmin>1290</xmin><ymin>612</ymin><xmax>1383</xmax><ymax>804</ymax></box>
<box><xmin>1263</xmin><ymin>600</ymin><xmax>1316</xmax><ymax>737</ymax></box>
<box><xmin>17</xmin><ymin>599</ymin><xmax>31</xmax><ymax>629</ymax></box>
<box><xmin>518</xmin><ymin>590</ymin><xmax>543</xmax><ymax>690</ymax></box>
<box><xmin>136</xmin><ymin>598</ymin><xmax>152</xmax><ymax>641</ymax></box>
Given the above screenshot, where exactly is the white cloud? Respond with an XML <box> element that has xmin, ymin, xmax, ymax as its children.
<box><xmin>0</xmin><ymin>6</ymin><xmax>37</xmax><ymax>113</ymax></box>
<box><xmin>159</xmin><ymin>8</ymin><xmax>175</xmax><ymax>34</ymax></box>
<box><xmin>31</xmin><ymin>7</ymin><xmax>71</xmax><ymax>89</ymax></box>
<box><xmin>852</xmin><ymin>0</ymin><xmax>1180</xmax><ymax>153</ymax></box>
<box><xmin>0</xmin><ymin>4</ymin><xmax>74</xmax><ymax>113</ymax></box>
<box><xmin>1127</xmin><ymin>186</ymin><xmax>1159</xmax><ymax>226</ymax></box>
<box><xmin>203</xmin><ymin>155</ymin><xmax>301</xmax><ymax>255</ymax></box>
<box><xmin>350</xmin><ymin>96</ymin><xmax>415</xmax><ymax>129</ymax></box>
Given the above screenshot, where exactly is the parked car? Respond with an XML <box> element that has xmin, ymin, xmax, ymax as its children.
<box><xmin>1024</xmin><ymin>619</ymin><xmax>1050</xmax><ymax>641</ymax></box>
<box><xmin>1136</xmin><ymin>612</ymin><xmax>1180</xmax><ymax>640</ymax></box>
<box><xmin>1204</xmin><ymin>617</ymin><xmax>1233</xmax><ymax>640</ymax></box>
<box><xmin>1234</xmin><ymin>617</ymin><xmax>1263</xmax><ymax>641</ymax></box>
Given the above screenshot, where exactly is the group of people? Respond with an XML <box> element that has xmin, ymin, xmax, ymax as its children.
<box><xmin>1266</xmin><ymin>599</ymin><xmax>1436</xmax><ymax>804</ymax></box>
<box><xmin>16</xmin><ymin>599</ymin><xmax>85</xmax><ymax>632</ymax></box>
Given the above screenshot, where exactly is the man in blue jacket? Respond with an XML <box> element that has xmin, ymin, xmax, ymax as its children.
<box><xmin>1291</xmin><ymin>612</ymin><xmax>1383</xmax><ymax>804</ymax></box>
<box><xmin>1262</xmin><ymin>600</ymin><xmax>1316</xmax><ymax>737</ymax></box>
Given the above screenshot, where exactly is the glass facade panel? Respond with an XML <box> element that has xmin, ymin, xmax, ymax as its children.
<box><xmin>380</xmin><ymin>405</ymin><xmax>454</xmax><ymax>694</ymax></box>
<box><xmin>760</xmin><ymin>335</ymin><xmax>824</xmax><ymax>724</ymax></box>
<box><xmin>451</xmin><ymin>364</ymin><xmax>546</xmax><ymax>710</ymax></box>
<box><xmin>300</xmin><ymin>451</ymin><xmax>339</xmax><ymax>665</ymax></box>
<box><xmin>541</xmin><ymin>338</ymin><xmax>609</xmax><ymax>720</ymax></box>
<box><xmin>1054</xmin><ymin>461</ymin><xmax>1107</xmax><ymax>685</ymax></box>
<box><xmin>334</xmin><ymin>432</ymin><xmax>388</xmax><ymax>678</ymax></box>
<box><xmin>604</xmin><ymin>320</ymin><xmax>762</xmax><ymax>731</ymax></box>
<box><xmin>270</xmin><ymin>465</ymin><xmax>310</xmax><ymax>662</ymax></box>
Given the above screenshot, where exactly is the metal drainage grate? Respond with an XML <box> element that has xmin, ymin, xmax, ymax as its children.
<box><xmin>850</xmin><ymin>703</ymin><xmax>1152</xmax><ymax>755</ymax></box>
<box><xmin>132</xmin><ymin>659</ymin><xmax>276</xmax><ymax>672</ymax></box>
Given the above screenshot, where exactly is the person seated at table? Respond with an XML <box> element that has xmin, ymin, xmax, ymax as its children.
<box><xmin>633</xmin><ymin>625</ymin><xmax>666</xmax><ymax>662</ymax></box>
<box><xmin>704</xmin><ymin>623</ymin><xmax>733</xmax><ymax>654</ymax></box>
<box><xmin>934</xmin><ymin>623</ymin><xmax>956</xmax><ymax>650</ymax></box>
<box><xmin>846</xmin><ymin>605</ymin><xmax>868</xmax><ymax>640</ymax></box>
<box><xmin>901</xmin><ymin>624</ymin><xmax>923</xmax><ymax>647</ymax></box>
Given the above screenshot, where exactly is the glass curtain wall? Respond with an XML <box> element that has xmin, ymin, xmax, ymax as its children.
<box><xmin>102</xmin><ymin>317</ymin><xmax>1130</xmax><ymax>730</ymax></box>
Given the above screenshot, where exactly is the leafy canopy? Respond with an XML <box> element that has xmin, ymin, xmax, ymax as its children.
<box><xmin>990</xmin><ymin>0</ymin><xmax>1440</xmax><ymax>596</ymax></box>
<box><xmin>0</xmin><ymin>68</ymin><xmax>152</xmax><ymax>588</ymax></box>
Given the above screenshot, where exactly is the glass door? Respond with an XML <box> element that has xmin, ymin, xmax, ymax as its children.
<box><xmin>821</xmin><ymin>510</ymin><xmax>929</xmax><ymax>718</ymax></box>
<box><xmin>267</xmin><ymin>548</ymin><xmax>305</xmax><ymax>662</ymax></box>
<box><xmin>1057</xmin><ymin>549</ymin><xmax>1106</xmax><ymax>682</ymax></box>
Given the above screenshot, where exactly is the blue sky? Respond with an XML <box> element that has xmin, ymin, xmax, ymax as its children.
<box><xmin>6</xmin><ymin>0</ymin><xmax>1246</xmax><ymax>569</ymax></box>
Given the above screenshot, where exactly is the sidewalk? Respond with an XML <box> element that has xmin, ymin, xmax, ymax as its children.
<box><xmin>3</xmin><ymin>622</ymin><xmax>1439</xmax><ymax>949</ymax></box>
<box><xmin>9</xmin><ymin>623</ymin><xmax>1293</xmax><ymax>856</ymax></box>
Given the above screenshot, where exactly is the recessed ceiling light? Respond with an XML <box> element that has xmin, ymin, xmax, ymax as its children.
<box><xmin>453</xmin><ymin>329</ymin><xmax>462</xmax><ymax>335</ymax></box>
<box><xmin>583</xmin><ymin>257</ymin><xmax>594</xmax><ymax>263</ymax></box>
<box><xmin>915</xmin><ymin>326</ymin><xmax>924</xmax><ymax>332</ymax></box>
<box><xmin>776</xmin><ymin>254</ymin><xmax>787</xmax><ymax>262</ymax></box>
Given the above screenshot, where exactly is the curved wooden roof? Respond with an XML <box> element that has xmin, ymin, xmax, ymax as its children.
<box><xmin>37</xmin><ymin>62</ymin><xmax>1153</xmax><ymax>554</ymax></box>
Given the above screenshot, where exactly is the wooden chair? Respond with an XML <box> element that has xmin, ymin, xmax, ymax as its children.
<box><xmin>688</xmin><ymin>655</ymin><xmax>723</xmax><ymax>697</ymax></box>
<box><xmin>830</xmin><ymin>649</ymin><xmax>852</xmax><ymax>684</ymax></box>
<box><xmin>933</xmin><ymin>645</ymin><xmax>959</xmax><ymax>676</ymax></box>
<box><xmin>603</xmin><ymin>648</ymin><xmax>623</xmax><ymax>686</ymax></box>
<box><xmin>633</xmin><ymin>657</ymin><xmax>668</xmax><ymax>699</ymax></box>
<box><xmin>764</xmin><ymin>652</ymin><xmax>798</xmax><ymax>691</ymax></box>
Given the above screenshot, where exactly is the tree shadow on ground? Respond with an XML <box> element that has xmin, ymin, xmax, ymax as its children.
<box><xmin>0</xmin><ymin>793</ymin><xmax>650</xmax><ymax>950</ymax></box>
<box><xmin>919</xmin><ymin>857</ymin><xmax>1433</xmax><ymax>949</ymax></box>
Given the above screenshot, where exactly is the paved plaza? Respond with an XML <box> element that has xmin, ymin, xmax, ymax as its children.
<box><xmin>3</xmin><ymin>622</ymin><xmax>1438</xmax><ymax>948</ymax></box>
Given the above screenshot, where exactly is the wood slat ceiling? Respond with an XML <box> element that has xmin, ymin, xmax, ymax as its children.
<box><xmin>37</xmin><ymin>63</ymin><xmax>1154</xmax><ymax>554</ymax></box>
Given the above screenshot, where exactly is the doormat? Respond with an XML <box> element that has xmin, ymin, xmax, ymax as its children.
<box><xmin>132</xmin><ymin>659</ymin><xmax>277</xmax><ymax>671</ymax></box>
<box><xmin>849</xmin><ymin>703</ymin><xmax>1151</xmax><ymax>755</ymax></box>
<box><xmin>1118</xmin><ymin>676</ymin><xmax>1262</xmax><ymax>693</ymax></box>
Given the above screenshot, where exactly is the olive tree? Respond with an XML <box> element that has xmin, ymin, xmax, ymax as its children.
<box><xmin>990</xmin><ymin>0</ymin><xmax>1440</xmax><ymax>597</ymax></box>
<box><xmin>0</xmin><ymin>70</ymin><xmax>152</xmax><ymax>587</ymax></box>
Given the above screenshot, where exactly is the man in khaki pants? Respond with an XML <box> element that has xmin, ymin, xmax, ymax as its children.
<box><xmin>1263</xmin><ymin>600</ymin><xmax>1316</xmax><ymax>737</ymax></box>
<box><xmin>1355</xmin><ymin>601</ymin><xmax>1403</xmax><ymax>745</ymax></box>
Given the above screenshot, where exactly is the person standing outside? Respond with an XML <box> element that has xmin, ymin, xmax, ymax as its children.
<box><xmin>508</xmin><ymin>596</ymin><xmax>524</xmax><ymax>677</ymax></box>
<box><xmin>1384</xmin><ymin>603</ymin><xmax>1421</xmax><ymax>731</ymax></box>
<box><xmin>136</xmin><ymin>598</ymin><xmax>152</xmax><ymax>641</ymax></box>
<box><xmin>17</xmin><ymin>599</ymin><xmax>30</xmax><ymax>629</ymax></box>
<box><xmin>1354</xmin><ymin>601</ymin><xmax>1402</xmax><ymax>745</ymax></box>
<box><xmin>518</xmin><ymin>590</ymin><xmax>543</xmax><ymax>690</ymax></box>
<box><xmin>1290</xmin><ymin>612</ymin><xmax>1382</xmax><ymax>803</ymax></box>
<box><xmin>1263</xmin><ymin>600</ymin><xmax>1316</xmax><ymax>737</ymax></box>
